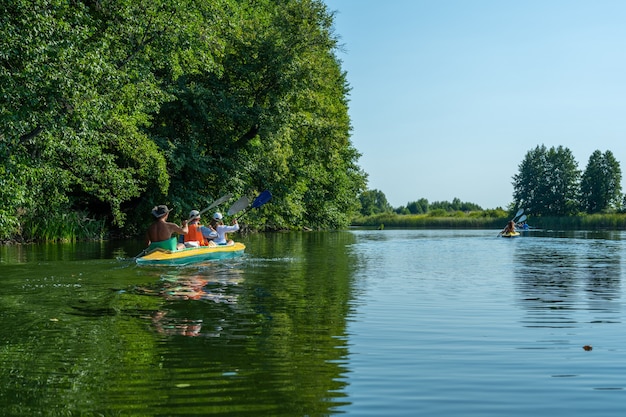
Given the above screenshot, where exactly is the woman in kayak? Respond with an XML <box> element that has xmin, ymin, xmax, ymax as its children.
<box><xmin>502</xmin><ymin>220</ymin><xmax>516</xmax><ymax>235</ymax></box>
<box><xmin>183</xmin><ymin>209</ymin><xmax>218</xmax><ymax>247</ymax></box>
<box><xmin>210</xmin><ymin>212</ymin><xmax>239</xmax><ymax>245</ymax></box>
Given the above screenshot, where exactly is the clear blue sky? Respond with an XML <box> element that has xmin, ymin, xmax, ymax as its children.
<box><xmin>323</xmin><ymin>0</ymin><xmax>626</xmax><ymax>209</ymax></box>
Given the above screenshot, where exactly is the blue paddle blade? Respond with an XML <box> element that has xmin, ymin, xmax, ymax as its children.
<box><xmin>251</xmin><ymin>190</ymin><xmax>272</xmax><ymax>208</ymax></box>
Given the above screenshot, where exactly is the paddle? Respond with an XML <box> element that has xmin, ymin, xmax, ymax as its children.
<box><xmin>235</xmin><ymin>190</ymin><xmax>272</xmax><ymax>220</ymax></box>
<box><xmin>227</xmin><ymin>196</ymin><xmax>251</xmax><ymax>216</ymax></box>
<box><xmin>199</xmin><ymin>193</ymin><xmax>232</xmax><ymax>216</ymax></box>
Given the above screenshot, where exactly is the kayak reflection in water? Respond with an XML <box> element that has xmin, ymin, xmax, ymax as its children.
<box><xmin>138</xmin><ymin>273</ymin><xmax>241</xmax><ymax>337</ymax></box>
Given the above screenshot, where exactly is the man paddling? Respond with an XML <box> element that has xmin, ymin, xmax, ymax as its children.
<box><xmin>146</xmin><ymin>205</ymin><xmax>188</xmax><ymax>251</ymax></box>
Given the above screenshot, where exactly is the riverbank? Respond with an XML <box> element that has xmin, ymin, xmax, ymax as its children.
<box><xmin>351</xmin><ymin>212</ymin><xmax>626</xmax><ymax>230</ymax></box>
<box><xmin>5</xmin><ymin>212</ymin><xmax>626</xmax><ymax>245</ymax></box>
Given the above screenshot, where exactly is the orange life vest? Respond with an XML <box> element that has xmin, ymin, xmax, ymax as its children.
<box><xmin>184</xmin><ymin>224</ymin><xmax>208</xmax><ymax>246</ymax></box>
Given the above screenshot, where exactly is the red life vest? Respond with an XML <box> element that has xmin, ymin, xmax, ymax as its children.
<box><xmin>184</xmin><ymin>224</ymin><xmax>208</xmax><ymax>246</ymax></box>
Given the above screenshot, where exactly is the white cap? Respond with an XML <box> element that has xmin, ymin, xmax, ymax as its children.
<box><xmin>212</xmin><ymin>212</ymin><xmax>223</xmax><ymax>220</ymax></box>
<box><xmin>188</xmin><ymin>210</ymin><xmax>200</xmax><ymax>221</ymax></box>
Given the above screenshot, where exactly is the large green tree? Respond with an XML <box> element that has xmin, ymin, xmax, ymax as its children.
<box><xmin>147</xmin><ymin>0</ymin><xmax>366</xmax><ymax>230</ymax></box>
<box><xmin>513</xmin><ymin>145</ymin><xmax>581</xmax><ymax>216</ymax></box>
<box><xmin>580</xmin><ymin>150</ymin><xmax>622</xmax><ymax>213</ymax></box>
<box><xmin>1</xmin><ymin>0</ymin><xmax>219</xmax><ymax>237</ymax></box>
<box><xmin>1</xmin><ymin>0</ymin><xmax>365</xmax><ymax>240</ymax></box>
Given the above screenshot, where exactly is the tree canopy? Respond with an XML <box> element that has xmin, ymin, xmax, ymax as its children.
<box><xmin>580</xmin><ymin>150</ymin><xmax>622</xmax><ymax>214</ymax></box>
<box><xmin>358</xmin><ymin>189</ymin><xmax>393</xmax><ymax>216</ymax></box>
<box><xmin>0</xmin><ymin>0</ymin><xmax>367</xmax><ymax>240</ymax></box>
<box><xmin>513</xmin><ymin>145</ymin><xmax>623</xmax><ymax>216</ymax></box>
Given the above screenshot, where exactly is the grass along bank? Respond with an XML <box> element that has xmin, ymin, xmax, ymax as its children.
<box><xmin>351</xmin><ymin>212</ymin><xmax>626</xmax><ymax>230</ymax></box>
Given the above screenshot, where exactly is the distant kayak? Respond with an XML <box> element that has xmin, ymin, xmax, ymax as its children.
<box><xmin>500</xmin><ymin>231</ymin><xmax>520</xmax><ymax>238</ymax></box>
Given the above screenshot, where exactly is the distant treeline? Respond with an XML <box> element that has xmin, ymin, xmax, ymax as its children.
<box><xmin>358</xmin><ymin>190</ymin><xmax>487</xmax><ymax>217</ymax></box>
<box><xmin>358</xmin><ymin>144</ymin><xmax>624</xmax><ymax>220</ymax></box>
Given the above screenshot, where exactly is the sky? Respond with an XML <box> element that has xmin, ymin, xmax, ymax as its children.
<box><xmin>322</xmin><ymin>0</ymin><xmax>626</xmax><ymax>209</ymax></box>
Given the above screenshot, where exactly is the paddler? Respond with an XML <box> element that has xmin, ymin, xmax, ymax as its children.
<box><xmin>146</xmin><ymin>205</ymin><xmax>188</xmax><ymax>251</ymax></box>
<box><xmin>183</xmin><ymin>209</ymin><xmax>218</xmax><ymax>247</ymax></box>
<box><xmin>502</xmin><ymin>220</ymin><xmax>516</xmax><ymax>235</ymax></box>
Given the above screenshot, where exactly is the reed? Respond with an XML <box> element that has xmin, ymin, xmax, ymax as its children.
<box><xmin>352</xmin><ymin>212</ymin><xmax>626</xmax><ymax>230</ymax></box>
<box><xmin>352</xmin><ymin>213</ymin><xmax>506</xmax><ymax>229</ymax></box>
<box><xmin>532</xmin><ymin>214</ymin><xmax>626</xmax><ymax>230</ymax></box>
<box><xmin>24</xmin><ymin>212</ymin><xmax>107</xmax><ymax>242</ymax></box>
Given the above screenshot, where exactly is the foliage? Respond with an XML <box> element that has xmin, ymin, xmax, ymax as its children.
<box><xmin>24</xmin><ymin>212</ymin><xmax>106</xmax><ymax>242</ymax></box>
<box><xmin>404</xmin><ymin>198</ymin><xmax>430</xmax><ymax>214</ymax></box>
<box><xmin>512</xmin><ymin>145</ymin><xmax>581</xmax><ymax>216</ymax></box>
<box><xmin>529</xmin><ymin>214</ymin><xmax>626</xmax><ymax>230</ymax></box>
<box><xmin>430</xmin><ymin>197</ymin><xmax>482</xmax><ymax>212</ymax></box>
<box><xmin>358</xmin><ymin>189</ymin><xmax>393</xmax><ymax>216</ymax></box>
<box><xmin>396</xmin><ymin>197</ymin><xmax>483</xmax><ymax>215</ymax></box>
<box><xmin>352</xmin><ymin>212</ymin><xmax>507</xmax><ymax>229</ymax></box>
<box><xmin>579</xmin><ymin>150</ymin><xmax>622</xmax><ymax>214</ymax></box>
<box><xmin>1</xmin><ymin>0</ymin><xmax>366</xmax><ymax>240</ymax></box>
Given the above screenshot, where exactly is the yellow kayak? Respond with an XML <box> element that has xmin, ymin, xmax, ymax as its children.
<box><xmin>500</xmin><ymin>232</ymin><xmax>520</xmax><ymax>238</ymax></box>
<box><xmin>136</xmin><ymin>242</ymin><xmax>245</xmax><ymax>266</ymax></box>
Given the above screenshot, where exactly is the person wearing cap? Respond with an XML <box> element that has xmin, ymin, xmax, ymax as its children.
<box><xmin>146</xmin><ymin>205</ymin><xmax>188</xmax><ymax>251</ymax></box>
<box><xmin>209</xmin><ymin>212</ymin><xmax>239</xmax><ymax>245</ymax></box>
<box><xmin>183</xmin><ymin>210</ymin><xmax>218</xmax><ymax>248</ymax></box>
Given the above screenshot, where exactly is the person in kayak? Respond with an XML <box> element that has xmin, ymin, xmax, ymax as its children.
<box><xmin>183</xmin><ymin>209</ymin><xmax>218</xmax><ymax>247</ymax></box>
<box><xmin>210</xmin><ymin>212</ymin><xmax>239</xmax><ymax>245</ymax></box>
<box><xmin>146</xmin><ymin>205</ymin><xmax>188</xmax><ymax>251</ymax></box>
<box><xmin>502</xmin><ymin>220</ymin><xmax>516</xmax><ymax>235</ymax></box>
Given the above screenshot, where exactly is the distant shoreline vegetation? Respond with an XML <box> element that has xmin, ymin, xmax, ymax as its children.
<box><xmin>351</xmin><ymin>212</ymin><xmax>626</xmax><ymax>230</ymax></box>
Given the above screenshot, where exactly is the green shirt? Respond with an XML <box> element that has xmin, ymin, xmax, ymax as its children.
<box><xmin>147</xmin><ymin>236</ymin><xmax>178</xmax><ymax>252</ymax></box>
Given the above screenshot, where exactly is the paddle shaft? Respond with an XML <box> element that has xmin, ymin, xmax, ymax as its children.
<box><xmin>199</xmin><ymin>193</ymin><xmax>232</xmax><ymax>216</ymax></box>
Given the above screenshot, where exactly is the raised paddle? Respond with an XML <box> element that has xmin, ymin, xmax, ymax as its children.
<box><xmin>236</xmin><ymin>190</ymin><xmax>272</xmax><ymax>220</ymax></box>
<box><xmin>199</xmin><ymin>193</ymin><xmax>232</xmax><ymax>216</ymax></box>
<box><xmin>239</xmin><ymin>190</ymin><xmax>272</xmax><ymax>219</ymax></box>
<box><xmin>227</xmin><ymin>196</ymin><xmax>251</xmax><ymax>216</ymax></box>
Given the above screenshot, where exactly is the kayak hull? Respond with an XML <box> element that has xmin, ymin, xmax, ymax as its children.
<box><xmin>500</xmin><ymin>232</ymin><xmax>520</xmax><ymax>238</ymax></box>
<box><xmin>136</xmin><ymin>242</ymin><xmax>245</xmax><ymax>266</ymax></box>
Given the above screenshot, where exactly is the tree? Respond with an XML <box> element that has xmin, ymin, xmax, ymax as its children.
<box><xmin>406</xmin><ymin>198</ymin><xmax>429</xmax><ymax>214</ymax></box>
<box><xmin>429</xmin><ymin>198</ymin><xmax>482</xmax><ymax>212</ymax></box>
<box><xmin>1</xmin><ymin>0</ymin><xmax>367</xmax><ymax>239</ymax></box>
<box><xmin>358</xmin><ymin>190</ymin><xmax>393</xmax><ymax>216</ymax></box>
<box><xmin>580</xmin><ymin>150</ymin><xmax>622</xmax><ymax>213</ymax></box>
<box><xmin>0</xmin><ymin>0</ymin><xmax>212</xmax><ymax>235</ymax></box>
<box><xmin>146</xmin><ymin>0</ymin><xmax>366</xmax><ymax>230</ymax></box>
<box><xmin>513</xmin><ymin>145</ymin><xmax>580</xmax><ymax>216</ymax></box>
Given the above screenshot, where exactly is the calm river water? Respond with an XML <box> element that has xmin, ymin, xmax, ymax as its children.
<box><xmin>1</xmin><ymin>229</ymin><xmax>626</xmax><ymax>416</ymax></box>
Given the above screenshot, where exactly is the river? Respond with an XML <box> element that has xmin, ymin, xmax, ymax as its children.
<box><xmin>1</xmin><ymin>229</ymin><xmax>626</xmax><ymax>416</ymax></box>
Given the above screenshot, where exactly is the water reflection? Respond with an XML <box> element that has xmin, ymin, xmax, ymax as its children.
<box><xmin>134</xmin><ymin>265</ymin><xmax>245</xmax><ymax>338</ymax></box>
<box><xmin>514</xmin><ymin>231</ymin><xmax>622</xmax><ymax>328</ymax></box>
